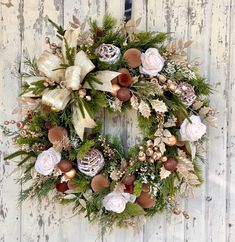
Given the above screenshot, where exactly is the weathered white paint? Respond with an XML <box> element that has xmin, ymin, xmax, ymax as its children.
<box><xmin>0</xmin><ymin>0</ymin><xmax>234</xmax><ymax>241</ymax></box>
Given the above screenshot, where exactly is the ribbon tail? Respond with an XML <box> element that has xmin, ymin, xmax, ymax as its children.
<box><xmin>42</xmin><ymin>88</ymin><xmax>71</xmax><ymax>111</ymax></box>
<box><xmin>83</xmin><ymin>70</ymin><xmax>120</xmax><ymax>92</ymax></box>
<box><xmin>72</xmin><ymin>104</ymin><xmax>96</xmax><ymax>141</ymax></box>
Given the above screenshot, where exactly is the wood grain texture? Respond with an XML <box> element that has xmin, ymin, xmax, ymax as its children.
<box><xmin>0</xmin><ymin>0</ymin><xmax>234</xmax><ymax>241</ymax></box>
<box><xmin>20</xmin><ymin>1</ymin><xmax>63</xmax><ymax>242</ymax></box>
<box><xmin>0</xmin><ymin>1</ymin><xmax>22</xmax><ymax>242</ymax></box>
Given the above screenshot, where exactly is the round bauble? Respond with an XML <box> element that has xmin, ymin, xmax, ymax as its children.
<box><xmin>56</xmin><ymin>181</ymin><xmax>68</xmax><ymax>193</ymax></box>
<box><xmin>48</xmin><ymin>126</ymin><xmax>68</xmax><ymax>144</ymax></box>
<box><xmin>138</xmin><ymin>151</ymin><xmax>146</xmax><ymax>162</ymax></box>
<box><xmin>111</xmin><ymin>83</ymin><xmax>121</xmax><ymax>96</ymax></box>
<box><xmin>124</xmin><ymin>184</ymin><xmax>134</xmax><ymax>194</ymax></box>
<box><xmin>167</xmin><ymin>135</ymin><xmax>177</xmax><ymax>146</ymax></box>
<box><xmin>123</xmin><ymin>48</ymin><xmax>142</xmax><ymax>68</ymax></box>
<box><xmin>58</xmin><ymin>160</ymin><xmax>73</xmax><ymax>172</ymax></box>
<box><xmin>176</xmin><ymin>141</ymin><xmax>185</xmax><ymax>147</ymax></box>
<box><xmin>164</xmin><ymin>158</ymin><xmax>177</xmax><ymax>171</ymax></box>
<box><xmin>64</xmin><ymin>168</ymin><xmax>76</xmax><ymax>179</ymax></box>
<box><xmin>117</xmin><ymin>73</ymin><xmax>133</xmax><ymax>87</ymax></box>
<box><xmin>117</xmin><ymin>88</ymin><xmax>131</xmax><ymax>102</ymax></box>
<box><xmin>91</xmin><ymin>174</ymin><xmax>110</xmax><ymax>192</ymax></box>
<box><xmin>142</xmin><ymin>183</ymin><xmax>150</xmax><ymax>193</ymax></box>
<box><xmin>95</xmin><ymin>44</ymin><xmax>120</xmax><ymax>64</ymax></box>
<box><xmin>67</xmin><ymin>180</ymin><xmax>78</xmax><ymax>191</ymax></box>
<box><xmin>118</xmin><ymin>68</ymin><xmax>130</xmax><ymax>75</ymax></box>
<box><xmin>77</xmin><ymin>148</ymin><xmax>105</xmax><ymax>177</ymax></box>
<box><xmin>137</xmin><ymin>192</ymin><xmax>156</xmax><ymax>209</ymax></box>
<box><xmin>123</xmin><ymin>175</ymin><xmax>135</xmax><ymax>186</ymax></box>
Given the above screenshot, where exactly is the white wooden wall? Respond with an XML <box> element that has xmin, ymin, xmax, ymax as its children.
<box><xmin>0</xmin><ymin>0</ymin><xmax>234</xmax><ymax>241</ymax></box>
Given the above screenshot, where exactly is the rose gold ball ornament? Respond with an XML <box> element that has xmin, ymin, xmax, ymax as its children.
<box><xmin>138</xmin><ymin>151</ymin><xmax>146</xmax><ymax>162</ymax></box>
<box><xmin>64</xmin><ymin>168</ymin><xmax>76</xmax><ymax>179</ymax></box>
<box><xmin>67</xmin><ymin>180</ymin><xmax>78</xmax><ymax>191</ymax></box>
<box><xmin>158</xmin><ymin>75</ymin><xmax>167</xmax><ymax>83</ymax></box>
<box><xmin>48</xmin><ymin>126</ymin><xmax>68</xmax><ymax>144</ymax></box>
<box><xmin>123</xmin><ymin>175</ymin><xmax>136</xmax><ymax>186</ymax></box>
<box><xmin>167</xmin><ymin>135</ymin><xmax>177</xmax><ymax>146</ymax></box>
<box><xmin>123</xmin><ymin>48</ymin><xmax>142</xmax><ymax>68</ymax></box>
<box><xmin>117</xmin><ymin>87</ymin><xmax>131</xmax><ymax>102</ymax></box>
<box><xmin>164</xmin><ymin>158</ymin><xmax>177</xmax><ymax>171</ymax></box>
<box><xmin>91</xmin><ymin>174</ymin><xmax>110</xmax><ymax>192</ymax></box>
<box><xmin>142</xmin><ymin>183</ymin><xmax>150</xmax><ymax>192</ymax></box>
<box><xmin>173</xmin><ymin>207</ymin><xmax>181</xmax><ymax>215</ymax></box>
<box><xmin>58</xmin><ymin>160</ymin><xmax>73</xmax><ymax>173</ymax></box>
<box><xmin>117</xmin><ymin>73</ymin><xmax>133</xmax><ymax>87</ymax></box>
<box><xmin>137</xmin><ymin>192</ymin><xmax>156</xmax><ymax>208</ymax></box>
<box><xmin>118</xmin><ymin>68</ymin><xmax>130</xmax><ymax>75</ymax></box>
<box><xmin>111</xmin><ymin>83</ymin><xmax>121</xmax><ymax>96</ymax></box>
<box><xmin>146</xmin><ymin>147</ymin><xmax>154</xmax><ymax>157</ymax></box>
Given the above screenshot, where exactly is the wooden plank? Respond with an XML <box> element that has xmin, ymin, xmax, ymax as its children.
<box><xmin>142</xmin><ymin>1</ymin><xmax>167</xmax><ymax>241</ymax></box>
<box><xmin>161</xmin><ymin>1</ymin><xmax>189</xmax><ymax>241</ymax></box>
<box><xmin>20</xmin><ymin>1</ymin><xmax>64</xmax><ymax>242</ymax></box>
<box><xmin>61</xmin><ymin>1</ymin><xmax>105</xmax><ymax>242</ymax></box>
<box><xmin>206</xmin><ymin>0</ymin><xmax>231</xmax><ymax>242</ymax></box>
<box><xmin>184</xmin><ymin>1</ymin><xmax>212</xmax><ymax>241</ymax></box>
<box><xmin>227</xmin><ymin>1</ymin><xmax>235</xmax><ymax>242</ymax></box>
<box><xmin>103</xmin><ymin>1</ymin><xmax>144</xmax><ymax>242</ymax></box>
<box><xmin>0</xmin><ymin>1</ymin><xmax>22</xmax><ymax>242</ymax></box>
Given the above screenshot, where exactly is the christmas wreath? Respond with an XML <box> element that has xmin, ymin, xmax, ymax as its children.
<box><xmin>3</xmin><ymin>15</ymin><xmax>217</xmax><ymax>233</ymax></box>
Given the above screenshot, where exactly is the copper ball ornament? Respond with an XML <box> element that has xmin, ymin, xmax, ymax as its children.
<box><xmin>56</xmin><ymin>181</ymin><xmax>68</xmax><ymax>193</ymax></box>
<box><xmin>58</xmin><ymin>160</ymin><xmax>73</xmax><ymax>173</ymax></box>
<box><xmin>48</xmin><ymin>126</ymin><xmax>68</xmax><ymax>144</ymax></box>
<box><xmin>164</xmin><ymin>158</ymin><xmax>177</xmax><ymax>171</ymax></box>
<box><xmin>118</xmin><ymin>68</ymin><xmax>130</xmax><ymax>75</ymax></box>
<box><xmin>123</xmin><ymin>175</ymin><xmax>135</xmax><ymax>186</ymax></box>
<box><xmin>117</xmin><ymin>87</ymin><xmax>131</xmax><ymax>102</ymax></box>
<box><xmin>111</xmin><ymin>83</ymin><xmax>121</xmax><ymax>96</ymax></box>
<box><xmin>67</xmin><ymin>180</ymin><xmax>78</xmax><ymax>191</ymax></box>
<box><xmin>117</xmin><ymin>73</ymin><xmax>133</xmax><ymax>87</ymax></box>
<box><xmin>124</xmin><ymin>184</ymin><xmax>134</xmax><ymax>194</ymax></box>
<box><xmin>64</xmin><ymin>168</ymin><xmax>76</xmax><ymax>179</ymax></box>
<box><xmin>123</xmin><ymin>48</ymin><xmax>142</xmax><ymax>68</ymax></box>
<box><xmin>137</xmin><ymin>192</ymin><xmax>156</xmax><ymax>209</ymax></box>
<box><xmin>91</xmin><ymin>174</ymin><xmax>110</xmax><ymax>192</ymax></box>
<box><xmin>142</xmin><ymin>183</ymin><xmax>150</xmax><ymax>193</ymax></box>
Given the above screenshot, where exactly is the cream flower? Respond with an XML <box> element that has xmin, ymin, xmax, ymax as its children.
<box><xmin>34</xmin><ymin>147</ymin><xmax>61</xmax><ymax>175</ymax></box>
<box><xmin>139</xmin><ymin>48</ymin><xmax>164</xmax><ymax>76</ymax></box>
<box><xmin>180</xmin><ymin>115</ymin><xmax>206</xmax><ymax>142</ymax></box>
<box><xmin>102</xmin><ymin>191</ymin><xmax>135</xmax><ymax>213</ymax></box>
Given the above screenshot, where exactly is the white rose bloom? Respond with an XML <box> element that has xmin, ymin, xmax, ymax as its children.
<box><xmin>102</xmin><ymin>191</ymin><xmax>135</xmax><ymax>213</ymax></box>
<box><xmin>139</xmin><ymin>48</ymin><xmax>165</xmax><ymax>76</ymax></box>
<box><xmin>35</xmin><ymin>147</ymin><xmax>61</xmax><ymax>176</ymax></box>
<box><xmin>180</xmin><ymin>115</ymin><xmax>207</xmax><ymax>142</ymax></box>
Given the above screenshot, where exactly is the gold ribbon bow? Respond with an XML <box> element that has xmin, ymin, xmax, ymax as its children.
<box><xmin>31</xmin><ymin>28</ymin><xmax>120</xmax><ymax>140</ymax></box>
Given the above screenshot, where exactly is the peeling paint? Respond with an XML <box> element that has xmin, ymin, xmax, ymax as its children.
<box><xmin>0</xmin><ymin>0</ymin><xmax>13</xmax><ymax>8</ymax></box>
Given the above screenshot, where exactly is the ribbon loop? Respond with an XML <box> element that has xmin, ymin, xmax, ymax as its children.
<box><xmin>42</xmin><ymin>89</ymin><xmax>71</xmax><ymax>111</ymax></box>
<box><xmin>65</xmin><ymin>66</ymin><xmax>82</xmax><ymax>90</ymax></box>
<box><xmin>74</xmin><ymin>50</ymin><xmax>96</xmax><ymax>80</ymax></box>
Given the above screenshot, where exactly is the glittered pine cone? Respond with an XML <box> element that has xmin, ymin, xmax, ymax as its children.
<box><xmin>175</xmin><ymin>82</ymin><xmax>196</xmax><ymax>107</ymax></box>
<box><xmin>95</xmin><ymin>44</ymin><xmax>121</xmax><ymax>64</ymax></box>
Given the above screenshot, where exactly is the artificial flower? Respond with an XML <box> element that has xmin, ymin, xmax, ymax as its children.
<box><xmin>34</xmin><ymin>147</ymin><xmax>61</xmax><ymax>175</ymax></box>
<box><xmin>102</xmin><ymin>191</ymin><xmax>135</xmax><ymax>213</ymax></box>
<box><xmin>139</xmin><ymin>48</ymin><xmax>164</xmax><ymax>76</ymax></box>
<box><xmin>180</xmin><ymin>115</ymin><xmax>206</xmax><ymax>142</ymax></box>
